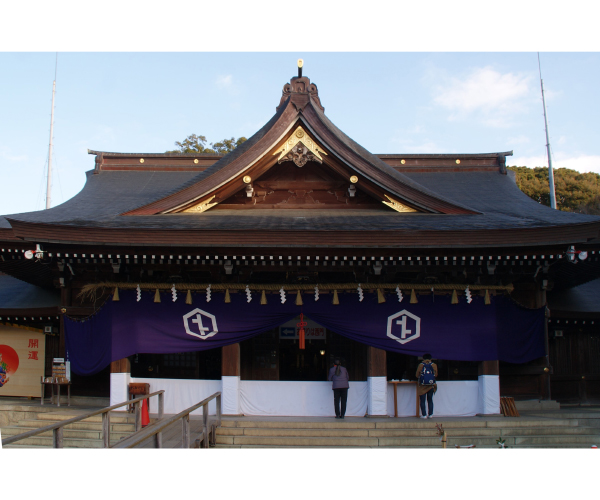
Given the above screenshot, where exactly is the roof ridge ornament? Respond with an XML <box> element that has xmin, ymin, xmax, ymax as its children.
<box><xmin>182</xmin><ymin>195</ymin><xmax>217</xmax><ymax>213</ymax></box>
<box><xmin>382</xmin><ymin>194</ymin><xmax>418</xmax><ymax>213</ymax></box>
<box><xmin>273</xmin><ymin>125</ymin><xmax>328</xmax><ymax>168</ymax></box>
<box><xmin>277</xmin><ymin>62</ymin><xmax>324</xmax><ymax>112</ymax></box>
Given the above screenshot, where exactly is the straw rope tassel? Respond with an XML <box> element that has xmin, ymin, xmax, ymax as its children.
<box><xmin>451</xmin><ymin>289</ymin><xmax>458</xmax><ymax>304</ymax></box>
<box><xmin>225</xmin><ymin>289</ymin><xmax>231</xmax><ymax>303</ymax></box>
<box><xmin>332</xmin><ymin>289</ymin><xmax>339</xmax><ymax>305</ymax></box>
<box><xmin>410</xmin><ymin>289</ymin><xmax>418</xmax><ymax>304</ymax></box>
<box><xmin>185</xmin><ymin>290</ymin><xmax>192</xmax><ymax>305</ymax></box>
<box><xmin>377</xmin><ymin>288</ymin><xmax>386</xmax><ymax>304</ymax></box>
<box><xmin>260</xmin><ymin>290</ymin><xmax>267</xmax><ymax>305</ymax></box>
<box><xmin>112</xmin><ymin>287</ymin><xmax>120</xmax><ymax>301</ymax></box>
<box><xmin>484</xmin><ymin>289</ymin><xmax>491</xmax><ymax>305</ymax></box>
<box><xmin>154</xmin><ymin>289</ymin><xmax>161</xmax><ymax>303</ymax></box>
<box><xmin>295</xmin><ymin>290</ymin><xmax>303</xmax><ymax>306</ymax></box>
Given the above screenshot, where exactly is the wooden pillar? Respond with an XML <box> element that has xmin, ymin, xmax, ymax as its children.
<box><xmin>111</xmin><ymin>358</ymin><xmax>131</xmax><ymax>373</ymax></box>
<box><xmin>478</xmin><ymin>360</ymin><xmax>499</xmax><ymax>376</ymax></box>
<box><xmin>221</xmin><ymin>344</ymin><xmax>241</xmax><ymax>415</ymax></box>
<box><xmin>366</xmin><ymin>346</ymin><xmax>387</xmax><ymax>416</ymax></box>
<box><xmin>58</xmin><ymin>286</ymin><xmax>72</xmax><ymax>358</ymax></box>
<box><xmin>222</xmin><ymin>343</ymin><xmax>240</xmax><ymax>377</ymax></box>
<box><xmin>367</xmin><ymin>346</ymin><xmax>386</xmax><ymax>377</ymax></box>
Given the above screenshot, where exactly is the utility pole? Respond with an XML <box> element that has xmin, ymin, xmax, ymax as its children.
<box><xmin>538</xmin><ymin>53</ymin><xmax>557</xmax><ymax>210</ymax></box>
<box><xmin>46</xmin><ymin>54</ymin><xmax>57</xmax><ymax>210</ymax></box>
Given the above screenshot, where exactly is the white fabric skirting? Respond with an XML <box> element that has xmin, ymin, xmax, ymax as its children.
<box><xmin>478</xmin><ymin>375</ymin><xmax>501</xmax><ymax>414</ymax></box>
<box><xmin>240</xmin><ymin>381</ymin><xmax>368</xmax><ymax>417</ymax></box>
<box><xmin>110</xmin><ymin>373</ymin><xmax>131</xmax><ymax>411</ymax></box>
<box><xmin>367</xmin><ymin>377</ymin><xmax>388</xmax><ymax>416</ymax></box>
<box><xmin>386</xmin><ymin>381</ymin><xmax>481</xmax><ymax>417</ymax></box>
<box><xmin>222</xmin><ymin>376</ymin><xmax>241</xmax><ymax>415</ymax></box>
<box><xmin>111</xmin><ymin>377</ymin><xmax>483</xmax><ymax>417</ymax></box>
<box><xmin>128</xmin><ymin>377</ymin><xmax>221</xmax><ymax>415</ymax></box>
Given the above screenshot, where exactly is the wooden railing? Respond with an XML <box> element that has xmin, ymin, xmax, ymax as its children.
<box><xmin>111</xmin><ymin>392</ymin><xmax>222</xmax><ymax>448</ymax></box>
<box><xmin>1</xmin><ymin>391</ymin><xmax>165</xmax><ymax>448</ymax></box>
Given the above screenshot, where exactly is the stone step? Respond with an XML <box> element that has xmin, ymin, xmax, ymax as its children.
<box><xmin>34</xmin><ymin>412</ymin><xmax>135</xmax><ymax>424</ymax></box>
<box><xmin>13</xmin><ymin>418</ymin><xmax>136</xmax><ymax>433</ymax></box>
<box><xmin>220</xmin><ymin>418</ymin><xmax>578</xmax><ymax>429</ymax></box>
<box><xmin>1</xmin><ymin>433</ymin><xmax>125</xmax><ymax>448</ymax></box>
<box><xmin>216</xmin><ymin>435</ymin><xmax>380</xmax><ymax>447</ymax></box>
<box><xmin>1</xmin><ymin>424</ymin><xmax>132</xmax><ymax>441</ymax></box>
<box><xmin>217</xmin><ymin>426</ymin><xmax>599</xmax><ymax>439</ymax></box>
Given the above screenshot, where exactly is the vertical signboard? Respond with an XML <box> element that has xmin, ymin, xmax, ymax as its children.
<box><xmin>0</xmin><ymin>324</ymin><xmax>46</xmax><ymax>397</ymax></box>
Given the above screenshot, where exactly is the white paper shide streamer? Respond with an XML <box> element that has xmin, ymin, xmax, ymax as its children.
<box><xmin>245</xmin><ymin>285</ymin><xmax>252</xmax><ymax>303</ymax></box>
<box><xmin>396</xmin><ymin>286</ymin><xmax>403</xmax><ymax>302</ymax></box>
<box><xmin>314</xmin><ymin>285</ymin><xmax>319</xmax><ymax>301</ymax></box>
<box><xmin>279</xmin><ymin>287</ymin><xmax>286</xmax><ymax>304</ymax></box>
<box><xmin>465</xmin><ymin>286</ymin><xmax>472</xmax><ymax>304</ymax></box>
<box><xmin>136</xmin><ymin>284</ymin><xmax>141</xmax><ymax>302</ymax></box>
<box><xmin>171</xmin><ymin>284</ymin><xmax>177</xmax><ymax>302</ymax></box>
<box><xmin>206</xmin><ymin>284</ymin><xmax>212</xmax><ymax>302</ymax></box>
<box><xmin>357</xmin><ymin>284</ymin><xmax>364</xmax><ymax>302</ymax></box>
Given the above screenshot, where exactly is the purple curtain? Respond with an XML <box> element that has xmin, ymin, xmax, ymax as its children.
<box><xmin>65</xmin><ymin>290</ymin><xmax>545</xmax><ymax>375</ymax></box>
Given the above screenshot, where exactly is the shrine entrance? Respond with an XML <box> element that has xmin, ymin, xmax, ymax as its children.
<box><xmin>239</xmin><ymin>315</ymin><xmax>367</xmax><ymax>382</ymax></box>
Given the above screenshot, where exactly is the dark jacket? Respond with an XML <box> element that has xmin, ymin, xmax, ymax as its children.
<box><xmin>328</xmin><ymin>365</ymin><xmax>349</xmax><ymax>389</ymax></box>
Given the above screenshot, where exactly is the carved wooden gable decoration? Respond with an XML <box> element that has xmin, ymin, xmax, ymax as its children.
<box><xmin>123</xmin><ymin>72</ymin><xmax>478</xmax><ymax>216</ymax></box>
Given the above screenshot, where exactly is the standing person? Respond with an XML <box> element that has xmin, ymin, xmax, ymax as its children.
<box><xmin>416</xmin><ymin>353</ymin><xmax>438</xmax><ymax>419</ymax></box>
<box><xmin>328</xmin><ymin>358</ymin><xmax>349</xmax><ymax>419</ymax></box>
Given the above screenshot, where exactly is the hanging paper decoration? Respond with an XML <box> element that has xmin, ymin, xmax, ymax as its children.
<box><xmin>185</xmin><ymin>289</ymin><xmax>192</xmax><ymax>305</ymax></box>
<box><xmin>260</xmin><ymin>290</ymin><xmax>267</xmax><ymax>305</ymax></box>
<box><xmin>224</xmin><ymin>289</ymin><xmax>231</xmax><ymax>303</ymax></box>
<box><xmin>410</xmin><ymin>289</ymin><xmax>418</xmax><ymax>304</ymax></box>
<box><xmin>113</xmin><ymin>287</ymin><xmax>120</xmax><ymax>301</ymax></box>
<box><xmin>377</xmin><ymin>288</ymin><xmax>386</xmax><ymax>304</ymax></box>
<box><xmin>396</xmin><ymin>286</ymin><xmax>403</xmax><ymax>302</ymax></box>
<box><xmin>451</xmin><ymin>289</ymin><xmax>458</xmax><ymax>304</ymax></box>
<box><xmin>171</xmin><ymin>284</ymin><xmax>178</xmax><ymax>302</ymax></box>
<box><xmin>297</xmin><ymin>312</ymin><xmax>307</xmax><ymax>350</ymax></box>
<box><xmin>357</xmin><ymin>284</ymin><xmax>364</xmax><ymax>302</ymax></box>
<box><xmin>295</xmin><ymin>290</ymin><xmax>303</xmax><ymax>306</ymax></box>
<box><xmin>154</xmin><ymin>289</ymin><xmax>161</xmax><ymax>303</ymax></box>
<box><xmin>484</xmin><ymin>289</ymin><xmax>491</xmax><ymax>305</ymax></box>
<box><xmin>136</xmin><ymin>285</ymin><xmax>141</xmax><ymax>302</ymax></box>
<box><xmin>245</xmin><ymin>285</ymin><xmax>252</xmax><ymax>303</ymax></box>
<box><xmin>465</xmin><ymin>286</ymin><xmax>472</xmax><ymax>304</ymax></box>
<box><xmin>206</xmin><ymin>284</ymin><xmax>212</xmax><ymax>302</ymax></box>
<box><xmin>279</xmin><ymin>287</ymin><xmax>286</xmax><ymax>304</ymax></box>
<box><xmin>332</xmin><ymin>289</ymin><xmax>339</xmax><ymax>305</ymax></box>
<box><xmin>314</xmin><ymin>285</ymin><xmax>319</xmax><ymax>301</ymax></box>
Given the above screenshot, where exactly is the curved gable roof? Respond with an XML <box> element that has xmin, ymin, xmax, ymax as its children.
<box><xmin>123</xmin><ymin>74</ymin><xmax>478</xmax><ymax>216</ymax></box>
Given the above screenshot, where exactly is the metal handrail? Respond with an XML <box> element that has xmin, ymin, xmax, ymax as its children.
<box><xmin>111</xmin><ymin>392</ymin><xmax>222</xmax><ymax>449</ymax></box>
<box><xmin>1</xmin><ymin>390</ymin><xmax>165</xmax><ymax>448</ymax></box>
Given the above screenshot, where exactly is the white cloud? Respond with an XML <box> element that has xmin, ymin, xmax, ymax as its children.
<box><xmin>215</xmin><ymin>74</ymin><xmax>233</xmax><ymax>88</ymax></box>
<box><xmin>432</xmin><ymin>66</ymin><xmax>534</xmax><ymax>127</ymax></box>
<box><xmin>0</xmin><ymin>151</ymin><xmax>28</xmax><ymax>162</ymax></box>
<box><xmin>390</xmin><ymin>137</ymin><xmax>442</xmax><ymax>154</ymax></box>
<box><xmin>510</xmin><ymin>153</ymin><xmax>600</xmax><ymax>174</ymax></box>
<box><xmin>507</xmin><ymin>134</ymin><xmax>530</xmax><ymax>145</ymax></box>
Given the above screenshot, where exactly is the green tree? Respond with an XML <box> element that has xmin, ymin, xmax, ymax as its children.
<box><xmin>166</xmin><ymin>134</ymin><xmax>247</xmax><ymax>155</ymax></box>
<box><xmin>508</xmin><ymin>166</ymin><xmax>600</xmax><ymax>215</ymax></box>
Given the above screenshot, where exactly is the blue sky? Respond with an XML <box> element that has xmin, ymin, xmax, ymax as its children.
<box><xmin>2</xmin><ymin>5</ymin><xmax>600</xmax><ymax>217</ymax></box>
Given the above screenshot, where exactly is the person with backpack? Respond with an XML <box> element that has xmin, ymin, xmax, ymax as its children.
<box><xmin>416</xmin><ymin>353</ymin><xmax>438</xmax><ymax>419</ymax></box>
<box><xmin>328</xmin><ymin>358</ymin><xmax>350</xmax><ymax>419</ymax></box>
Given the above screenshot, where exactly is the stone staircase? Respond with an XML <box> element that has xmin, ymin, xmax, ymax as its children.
<box><xmin>1</xmin><ymin>409</ymin><xmax>137</xmax><ymax>448</ymax></box>
<box><xmin>215</xmin><ymin>414</ymin><xmax>600</xmax><ymax>448</ymax></box>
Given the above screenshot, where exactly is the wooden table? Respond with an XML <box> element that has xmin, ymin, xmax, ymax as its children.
<box><xmin>388</xmin><ymin>381</ymin><xmax>420</xmax><ymax>418</ymax></box>
<box><xmin>40</xmin><ymin>380</ymin><xmax>71</xmax><ymax>407</ymax></box>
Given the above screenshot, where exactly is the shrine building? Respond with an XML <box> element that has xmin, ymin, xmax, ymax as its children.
<box><xmin>1</xmin><ymin>65</ymin><xmax>600</xmax><ymax>415</ymax></box>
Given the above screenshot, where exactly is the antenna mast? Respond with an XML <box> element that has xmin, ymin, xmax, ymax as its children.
<box><xmin>46</xmin><ymin>54</ymin><xmax>57</xmax><ymax>210</ymax></box>
<box><xmin>538</xmin><ymin>53</ymin><xmax>557</xmax><ymax>210</ymax></box>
